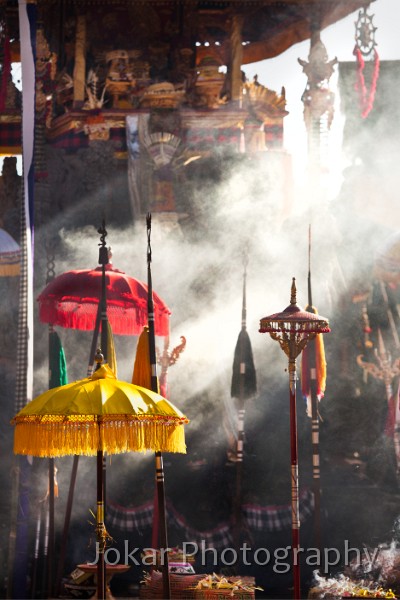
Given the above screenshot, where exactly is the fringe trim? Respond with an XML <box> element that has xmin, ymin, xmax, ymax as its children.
<box><xmin>13</xmin><ymin>420</ymin><xmax>187</xmax><ymax>457</ymax></box>
<box><xmin>38</xmin><ymin>301</ymin><xmax>170</xmax><ymax>336</ymax></box>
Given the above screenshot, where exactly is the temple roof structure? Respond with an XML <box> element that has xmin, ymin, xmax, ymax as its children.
<box><xmin>3</xmin><ymin>0</ymin><xmax>372</xmax><ymax>65</ymax></box>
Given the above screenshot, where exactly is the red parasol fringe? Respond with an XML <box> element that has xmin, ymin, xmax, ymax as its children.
<box><xmin>37</xmin><ymin>265</ymin><xmax>171</xmax><ymax>337</ymax></box>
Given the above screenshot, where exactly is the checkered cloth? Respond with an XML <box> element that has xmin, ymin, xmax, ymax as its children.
<box><xmin>107</xmin><ymin>489</ymin><xmax>314</xmax><ymax>545</ymax></box>
<box><xmin>242</xmin><ymin>488</ymin><xmax>315</xmax><ymax>532</ymax></box>
<box><xmin>184</xmin><ymin>126</ymin><xmax>241</xmax><ymax>151</ymax></box>
<box><xmin>48</xmin><ymin>126</ymin><xmax>126</xmax><ymax>151</ymax></box>
<box><xmin>107</xmin><ymin>500</ymin><xmax>154</xmax><ymax>533</ymax></box>
<box><xmin>107</xmin><ymin>500</ymin><xmax>232</xmax><ymax>550</ymax></box>
<box><xmin>49</xmin><ymin>129</ymin><xmax>89</xmax><ymax>150</ymax></box>
<box><xmin>167</xmin><ymin>504</ymin><xmax>232</xmax><ymax>550</ymax></box>
<box><xmin>0</xmin><ymin>119</ymin><xmax>22</xmax><ymax>151</ymax></box>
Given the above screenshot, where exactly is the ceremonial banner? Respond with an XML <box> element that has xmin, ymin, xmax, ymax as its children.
<box><xmin>8</xmin><ymin>2</ymin><xmax>35</xmax><ymax>597</ymax></box>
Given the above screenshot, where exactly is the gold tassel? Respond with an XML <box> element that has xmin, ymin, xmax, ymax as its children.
<box><xmin>107</xmin><ymin>321</ymin><xmax>118</xmax><ymax>378</ymax></box>
<box><xmin>315</xmin><ymin>332</ymin><xmax>327</xmax><ymax>398</ymax></box>
<box><xmin>132</xmin><ymin>327</ymin><xmax>157</xmax><ymax>391</ymax></box>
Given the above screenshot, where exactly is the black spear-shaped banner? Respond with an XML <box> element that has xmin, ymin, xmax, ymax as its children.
<box><xmin>301</xmin><ymin>225</ymin><xmax>327</xmax><ymax>552</ymax></box>
<box><xmin>146</xmin><ymin>213</ymin><xmax>171</xmax><ymax>599</ymax></box>
<box><xmin>231</xmin><ymin>252</ymin><xmax>257</xmax><ymax>557</ymax></box>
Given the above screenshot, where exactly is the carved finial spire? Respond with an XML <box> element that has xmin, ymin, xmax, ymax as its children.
<box><xmin>98</xmin><ymin>220</ymin><xmax>108</xmax><ymax>266</ymax></box>
<box><xmin>290</xmin><ymin>277</ymin><xmax>297</xmax><ymax>306</ymax></box>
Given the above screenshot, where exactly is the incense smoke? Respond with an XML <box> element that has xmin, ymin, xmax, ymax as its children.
<box><xmin>16</xmin><ymin>48</ymin><xmax>400</xmax><ymax>597</ymax></box>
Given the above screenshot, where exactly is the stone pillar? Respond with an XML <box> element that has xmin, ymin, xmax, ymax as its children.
<box><xmin>73</xmin><ymin>14</ymin><xmax>86</xmax><ymax>106</ymax></box>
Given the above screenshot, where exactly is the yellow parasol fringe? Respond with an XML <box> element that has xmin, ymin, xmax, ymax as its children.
<box><xmin>12</xmin><ymin>364</ymin><xmax>188</xmax><ymax>457</ymax></box>
<box><xmin>13</xmin><ymin>418</ymin><xmax>187</xmax><ymax>457</ymax></box>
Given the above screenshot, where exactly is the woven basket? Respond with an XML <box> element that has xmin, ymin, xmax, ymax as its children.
<box><xmin>140</xmin><ymin>572</ymin><xmax>205</xmax><ymax>599</ymax></box>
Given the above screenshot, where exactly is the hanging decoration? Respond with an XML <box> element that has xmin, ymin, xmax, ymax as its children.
<box><xmin>298</xmin><ymin>33</ymin><xmax>337</xmax><ymax>178</ymax></box>
<box><xmin>353</xmin><ymin>5</ymin><xmax>379</xmax><ymax>119</ymax></box>
<box><xmin>298</xmin><ymin>37</ymin><xmax>337</xmax><ymax>129</ymax></box>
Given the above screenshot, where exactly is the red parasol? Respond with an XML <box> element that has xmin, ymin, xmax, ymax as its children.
<box><xmin>37</xmin><ymin>262</ymin><xmax>171</xmax><ymax>336</ymax></box>
<box><xmin>36</xmin><ymin>231</ymin><xmax>170</xmax><ymax>598</ymax></box>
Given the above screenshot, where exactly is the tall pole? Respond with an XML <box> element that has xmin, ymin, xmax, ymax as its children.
<box><xmin>234</xmin><ymin>265</ymin><xmax>246</xmax><ymax>556</ymax></box>
<box><xmin>306</xmin><ymin>226</ymin><xmax>322</xmax><ymax>552</ymax></box>
<box><xmin>96</xmin><ymin>441</ymin><xmax>106</xmax><ymax>600</ymax></box>
<box><xmin>231</xmin><ymin>252</ymin><xmax>257</xmax><ymax>559</ymax></box>
<box><xmin>54</xmin><ymin>455</ymin><xmax>78</xmax><ymax>597</ymax></box>
<box><xmin>56</xmin><ymin>226</ymin><xmax>109</xmax><ymax>600</ymax></box>
<box><xmin>55</xmin><ymin>304</ymin><xmax>102</xmax><ymax>597</ymax></box>
<box><xmin>46</xmin><ymin>242</ymin><xmax>56</xmax><ymax>600</ymax></box>
<box><xmin>147</xmin><ymin>214</ymin><xmax>171</xmax><ymax>600</ymax></box>
<box><xmin>288</xmin><ymin>339</ymin><xmax>301</xmax><ymax>600</ymax></box>
<box><xmin>97</xmin><ymin>222</ymin><xmax>109</xmax><ymax>600</ymax></box>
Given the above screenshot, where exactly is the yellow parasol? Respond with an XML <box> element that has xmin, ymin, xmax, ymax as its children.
<box><xmin>12</xmin><ymin>362</ymin><xmax>188</xmax><ymax>457</ymax></box>
<box><xmin>12</xmin><ymin>359</ymin><xmax>188</xmax><ymax>600</ymax></box>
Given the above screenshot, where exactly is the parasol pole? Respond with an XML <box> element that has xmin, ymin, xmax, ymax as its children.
<box><xmin>96</xmin><ymin>391</ymin><xmax>106</xmax><ymax>600</ymax></box>
<box><xmin>41</xmin><ymin>503</ymin><xmax>50</xmax><ymax>595</ymax></box>
<box><xmin>47</xmin><ymin>421</ymin><xmax>55</xmax><ymax>600</ymax></box>
<box><xmin>55</xmin><ymin>225</ymin><xmax>109</xmax><ymax>600</ymax></box>
<box><xmin>147</xmin><ymin>213</ymin><xmax>171</xmax><ymax>600</ymax></box>
<box><xmin>45</xmin><ymin>242</ymin><xmax>56</xmax><ymax>599</ymax></box>
<box><xmin>98</xmin><ymin>220</ymin><xmax>109</xmax><ymax>364</ymax></box>
<box><xmin>55</xmin><ymin>310</ymin><xmax>102</xmax><ymax>598</ymax></box>
<box><xmin>233</xmin><ymin>280</ymin><xmax>246</xmax><ymax>560</ymax></box>
<box><xmin>288</xmin><ymin>324</ymin><xmax>301</xmax><ymax>600</ymax></box>
<box><xmin>31</xmin><ymin>501</ymin><xmax>43</xmax><ymax>599</ymax></box>
<box><xmin>54</xmin><ymin>455</ymin><xmax>79</xmax><ymax>597</ymax></box>
<box><xmin>305</xmin><ymin>225</ymin><xmax>322</xmax><ymax>552</ymax></box>
<box><xmin>97</xmin><ymin>221</ymin><xmax>109</xmax><ymax>600</ymax></box>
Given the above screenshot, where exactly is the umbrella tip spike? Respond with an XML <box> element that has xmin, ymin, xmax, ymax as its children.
<box><xmin>98</xmin><ymin>222</ymin><xmax>108</xmax><ymax>266</ymax></box>
<box><xmin>290</xmin><ymin>277</ymin><xmax>297</xmax><ymax>305</ymax></box>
